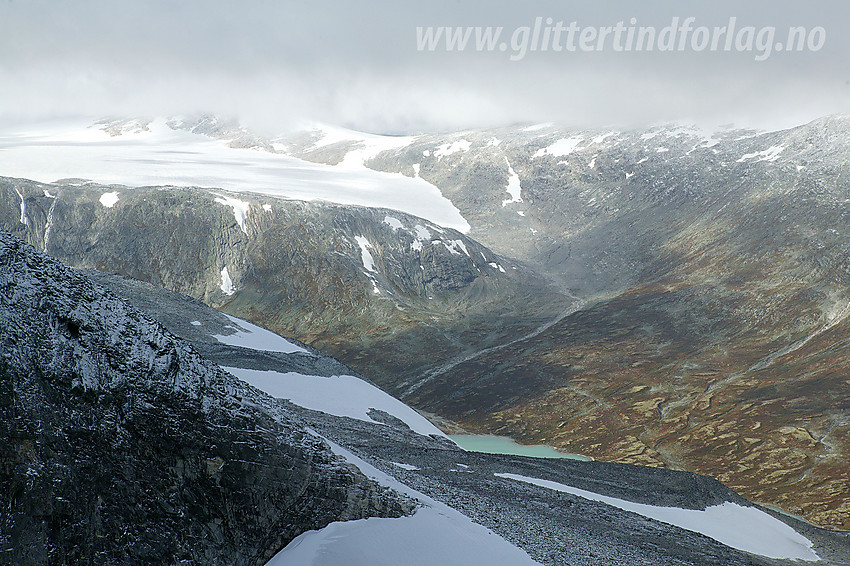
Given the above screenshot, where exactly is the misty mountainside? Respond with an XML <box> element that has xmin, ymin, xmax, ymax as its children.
<box><xmin>18</xmin><ymin>242</ymin><xmax>846</xmax><ymax>566</ymax></box>
<box><xmin>1</xmin><ymin>115</ymin><xmax>849</xmax><ymax>530</ymax></box>
<box><xmin>281</xmin><ymin>116</ymin><xmax>850</xmax><ymax>530</ymax></box>
<box><xmin>0</xmin><ymin>175</ymin><xmax>570</xmax><ymax>387</ymax></box>
<box><xmin>0</xmin><ymin>231</ymin><xmax>414</xmax><ymax>565</ymax></box>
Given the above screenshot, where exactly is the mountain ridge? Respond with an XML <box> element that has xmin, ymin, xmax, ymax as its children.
<box><xmin>69</xmin><ymin>251</ymin><xmax>850</xmax><ymax>565</ymax></box>
<box><xmin>0</xmin><ymin>230</ymin><xmax>417</xmax><ymax>564</ymax></box>
<box><xmin>2</xmin><ymin>114</ymin><xmax>849</xmax><ymax>529</ymax></box>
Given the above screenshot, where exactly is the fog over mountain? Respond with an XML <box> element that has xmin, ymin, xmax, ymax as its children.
<box><xmin>1</xmin><ymin>0</ymin><xmax>848</xmax><ymax>133</ymax></box>
<box><xmin>2</xmin><ymin>2</ymin><xmax>850</xmax><ymax>565</ymax></box>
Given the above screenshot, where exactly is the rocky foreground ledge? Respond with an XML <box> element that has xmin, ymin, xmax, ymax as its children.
<box><xmin>2</xmin><ymin>229</ymin><xmax>849</xmax><ymax>565</ymax></box>
<box><xmin>90</xmin><ymin>256</ymin><xmax>850</xmax><ymax>566</ymax></box>
<box><xmin>0</xmin><ymin>231</ymin><xmax>412</xmax><ymax>565</ymax></box>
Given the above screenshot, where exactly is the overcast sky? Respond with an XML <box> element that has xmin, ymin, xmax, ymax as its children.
<box><xmin>1</xmin><ymin>0</ymin><xmax>848</xmax><ymax>134</ymax></box>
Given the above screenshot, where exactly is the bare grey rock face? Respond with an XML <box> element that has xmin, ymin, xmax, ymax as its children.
<box><xmin>0</xmin><ymin>231</ymin><xmax>413</xmax><ymax>565</ymax></box>
<box><xmin>0</xmin><ymin>177</ymin><xmax>572</xmax><ymax>398</ymax></box>
<box><xmin>4</xmin><ymin>115</ymin><xmax>850</xmax><ymax>529</ymax></box>
<box><xmin>79</xmin><ymin>267</ymin><xmax>850</xmax><ymax>566</ymax></box>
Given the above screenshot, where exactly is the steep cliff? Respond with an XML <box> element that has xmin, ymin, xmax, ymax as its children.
<box><xmin>0</xmin><ymin>231</ymin><xmax>412</xmax><ymax>565</ymax></box>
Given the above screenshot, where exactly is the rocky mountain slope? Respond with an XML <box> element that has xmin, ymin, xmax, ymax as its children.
<box><xmin>0</xmin><ymin>231</ymin><xmax>413</xmax><ymax>564</ymax></box>
<box><xmin>0</xmin><ymin>175</ymin><xmax>571</xmax><ymax>390</ymax></box>
<box><xmin>79</xmin><ymin>259</ymin><xmax>850</xmax><ymax>566</ymax></box>
<box><xmin>1</xmin><ymin>115</ymin><xmax>849</xmax><ymax>529</ymax></box>
<box><xmin>8</xmin><ymin>231</ymin><xmax>848</xmax><ymax>564</ymax></box>
<box><xmin>283</xmin><ymin>117</ymin><xmax>850</xmax><ymax>530</ymax></box>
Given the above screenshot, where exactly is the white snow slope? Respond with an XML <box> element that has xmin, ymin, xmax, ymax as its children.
<box><xmin>213</xmin><ymin>314</ymin><xmax>444</xmax><ymax>437</ymax></box>
<box><xmin>268</xmin><ymin>507</ymin><xmax>534</xmax><ymax>566</ymax></box>
<box><xmin>0</xmin><ymin>119</ymin><xmax>469</xmax><ymax>232</ymax></box>
<box><xmin>224</xmin><ymin>366</ymin><xmax>445</xmax><ymax>438</ymax></box>
<box><xmin>206</xmin><ymin>309</ymin><xmax>533</xmax><ymax>564</ymax></box>
<box><xmin>212</xmin><ymin>314</ymin><xmax>307</xmax><ymax>354</ymax></box>
<box><xmin>212</xmin><ymin>314</ymin><xmax>535</xmax><ymax>565</ymax></box>
<box><xmin>268</xmin><ymin>433</ymin><xmax>541</xmax><ymax>566</ymax></box>
<box><xmin>495</xmin><ymin>473</ymin><xmax>818</xmax><ymax>562</ymax></box>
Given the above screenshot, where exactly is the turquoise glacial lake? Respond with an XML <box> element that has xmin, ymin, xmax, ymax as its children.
<box><xmin>449</xmin><ymin>435</ymin><xmax>592</xmax><ymax>461</ymax></box>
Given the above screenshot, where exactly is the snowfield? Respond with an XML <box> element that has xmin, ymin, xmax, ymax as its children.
<box><xmin>495</xmin><ymin>473</ymin><xmax>819</xmax><ymax>562</ymax></box>
<box><xmin>267</xmin><ymin>433</ymin><xmax>541</xmax><ymax>566</ymax></box>
<box><xmin>533</xmin><ymin>136</ymin><xmax>584</xmax><ymax>158</ymax></box>
<box><xmin>214</xmin><ymin>313</ymin><xmax>445</xmax><ymax>436</ymax></box>
<box><xmin>354</xmin><ymin>235</ymin><xmax>377</xmax><ymax>272</ymax></box>
<box><xmin>0</xmin><ymin>119</ymin><xmax>470</xmax><ymax>232</ymax></box>
<box><xmin>210</xmin><ymin>313</ymin><xmax>537</xmax><ymax>564</ymax></box>
<box><xmin>98</xmin><ymin>191</ymin><xmax>119</xmax><ymax>208</ymax></box>
<box><xmin>267</xmin><ymin>507</ymin><xmax>539</xmax><ymax>566</ymax></box>
<box><xmin>223</xmin><ymin>366</ymin><xmax>445</xmax><ymax>438</ymax></box>
<box><xmin>501</xmin><ymin>157</ymin><xmax>523</xmax><ymax>207</ymax></box>
<box><xmin>219</xmin><ymin>267</ymin><xmax>235</xmax><ymax>296</ymax></box>
<box><xmin>212</xmin><ymin>314</ymin><xmax>308</xmax><ymax>354</ymax></box>
<box><xmin>213</xmin><ymin>194</ymin><xmax>250</xmax><ymax>234</ymax></box>
<box><xmin>737</xmin><ymin>144</ymin><xmax>786</xmax><ymax>163</ymax></box>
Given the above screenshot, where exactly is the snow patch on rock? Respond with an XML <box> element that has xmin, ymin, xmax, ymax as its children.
<box><xmin>223</xmin><ymin>367</ymin><xmax>446</xmax><ymax>438</ymax></box>
<box><xmin>355</xmin><ymin>236</ymin><xmax>377</xmax><ymax>272</ymax></box>
<box><xmin>383</xmin><ymin>215</ymin><xmax>403</xmax><ymax>231</ymax></box>
<box><xmin>591</xmin><ymin>132</ymin><xmax>617</xmax><ymax>144</ymax></box>
<box><xmin>98</xmin><ymin>191</ymin><xmax>119</xmax><ymax>208</ymax></box>
<box><xmin>220</xmin><ymin>267</ymin><xmax>235</xmax><ymax>296</ymax></box>
<box><xmin>737</xmin><ymin>145</ymin><xmax>785</xmax><ymax>163</ymax></box>
<box><xmin>212</xmin><ymin>314</ymin><xmax>307</xmax><ymax>354</ymax></box>
<box><xmin>14</xmin><ymin>188</ymin><xmax>28</xmax><ymax>225</ymax></box>
<box><xmin>434</xmin><ymin>139</ymin><xmax>471</xmax><ymax>160</ymax></box>
<box><xmin>413</xmin><ymin>225</ymin><xmax>431</xmax><ymax>241</ymax></box>
<box><xmin>439</xmin><ymin>239</ymin><xmax>470</xmax><ymax>257</ymax></box>
<box><xmin>502</xmin><ymin>158</ymin><xmax>523</xmax><ymax>207</ymax></box>
<box><xmin>214</xmin><ymin>194</ymin><xmax>250</xmax><ymax>235</ymax></box>
<box><xmin>496</xmin><ymin>473</ymin><xmax>818</xmax><ymax>562</ymax></box>
<box><xmin>534</xmin><ymin>137</ymin><xmax>583</xmax><ymax>159</ymax></box>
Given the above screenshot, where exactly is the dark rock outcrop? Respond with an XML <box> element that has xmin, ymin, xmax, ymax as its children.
<box><xmin>0</xmin><ymin>231</ymin><xmax>413</xmax><ymax>565</ymax></box>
